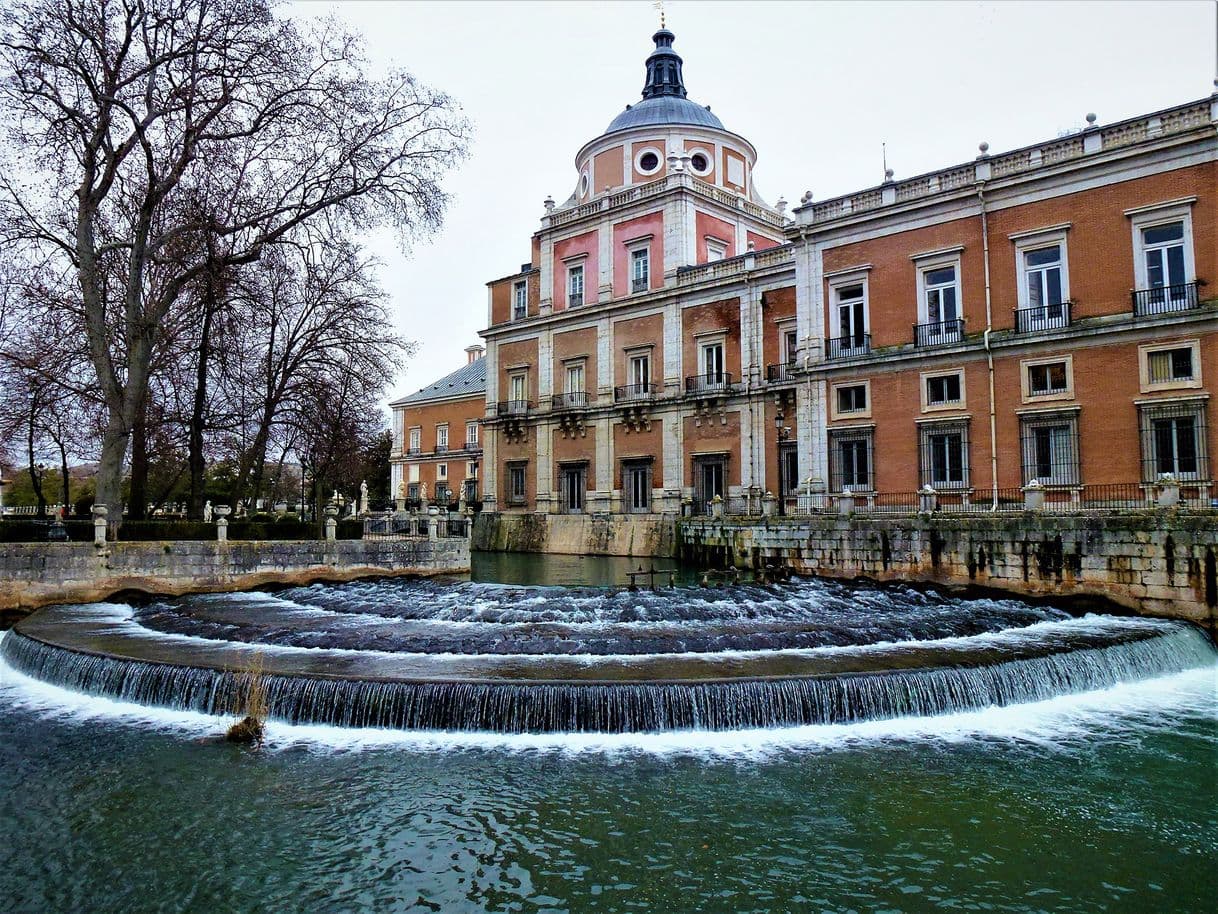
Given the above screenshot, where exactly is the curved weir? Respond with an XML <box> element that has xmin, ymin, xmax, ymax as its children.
<box><xmin>3</xmin><ymin>579</ymin><xmax>1214</xmax><ymax>734</ymax></box>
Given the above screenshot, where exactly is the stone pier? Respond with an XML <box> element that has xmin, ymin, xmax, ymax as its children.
<box><xmin>679</xmin><ymin>512</ymin><xmax>1218</xmax><ymax>630</ymax></box>
<box><xmin>0</xmin><ymin>537</ymin><xmax>469</xmax><ymax>620</ymax></box>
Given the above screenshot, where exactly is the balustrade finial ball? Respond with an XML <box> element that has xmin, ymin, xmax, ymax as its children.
<box><xmin>801</xmin><ymin>190</ymin><xmax>812</xmax><ymax>204</ymax></box>
<box><xmin>884</xmin><ymin>167</ymin><xmax>894</xmax><ymax>182</ymax></box>
<box><xmin>1085</xmin><ymin>112</ymin><xmax>1097</xmax><ymax>125</ymax></box>
<box><xmin>978</xmin><ymin>141</ymin><xmax>989</xmax><ymax>154</ymax></box>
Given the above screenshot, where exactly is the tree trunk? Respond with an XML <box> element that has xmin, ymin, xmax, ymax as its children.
<box><xmin>95</xmin><ymin>412</ymin><xmax>130</xmax><ymax>527</ymax></box>
<box><xmin>60</xmin><ymin>440</ymin><xmax>70</xmax><ymax>516</ymax></box>
<box><xmin>27</xmin><ymin>411</ymin><xmax>45</xmax><ymax>518</ymax></box>
<box><xmin>127</xmin><ymin>392</ymin><xmax>150</xmax><ymax>520</ymax></box>
<box><xmin>188</xmin><ymin>296</ymin><xmax>216</xmax><ymax>520</ymax></box>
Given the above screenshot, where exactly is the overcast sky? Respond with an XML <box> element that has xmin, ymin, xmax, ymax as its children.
<box><xmin>292</xmin><ymin>0</ymin><xmax>1217</xmax><ymax>403</ymax></box>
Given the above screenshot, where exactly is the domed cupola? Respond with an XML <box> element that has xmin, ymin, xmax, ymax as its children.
<box><xmin>604</xmin><ymin>29</ymin><xmax>725</xmax><ymax>134</ymax></box>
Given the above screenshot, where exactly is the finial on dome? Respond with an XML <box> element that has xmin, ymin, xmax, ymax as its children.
<box><xmin>653</xmin><ymin>0</ymin><xmax>665</xmax><ymax>29</ymax></box>
<box><xmin>641</xmin><ymin>24</ymin><xmax>687</xmax><ymax>100</ymax></box>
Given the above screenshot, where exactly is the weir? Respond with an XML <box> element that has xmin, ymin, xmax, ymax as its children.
<box><xmin>3</xmin><ymin>577</ymin><xmax>1213</xmax><ymax>734</ymax></box>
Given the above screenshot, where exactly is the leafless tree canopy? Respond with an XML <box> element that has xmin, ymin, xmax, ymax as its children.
<box><xmin>0</xmin><ymin>0</ymin><xmax>466</xmax><ymax>519</ymax></box>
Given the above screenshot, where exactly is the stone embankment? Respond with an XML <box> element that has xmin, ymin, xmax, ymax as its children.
<box><xmin>0</xmin><ymin>538</ymin><xmax>469</xmax><ymax>621</ymax></box>
<box><xmin>473</xmin><ymin>513</ymin><xmax>679</xmax><ymax>558</ymax></box>
<box><xmin>680</xmin><ymin>512</ymin><xmax>1218</xmax><ymax>631</ymax></box>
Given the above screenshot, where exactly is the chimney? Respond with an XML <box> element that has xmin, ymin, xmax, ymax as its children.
<box><xmin>465</xmin><ymin>344</ymin><xmax>485</xmax><ymax>364</ymax></box>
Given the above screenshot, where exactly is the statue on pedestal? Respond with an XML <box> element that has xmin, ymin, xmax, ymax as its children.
<box><xmin>203</xmin><ymin>500</ymin><xmax>213</xmax><ymax>522</ymax></box>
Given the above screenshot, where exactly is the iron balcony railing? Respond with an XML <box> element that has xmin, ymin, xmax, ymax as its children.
<box><xmin>434</xmin><ymin>443</ymin><xmax>448</xmax><ymax>454</ymax></box>
<box><xmin>1013</xmin><ymin>301</ymin><xmax>1072</xmax><ymax>333</ymax></box>
<box><xmin>405</xmin><ymin>446</ymin><xmax>421</xmax><ymax>456</ymax></box>
<box><xmin>632</xmin><ymin>277</ymin><xmax>648</xmax><ymax>293</ymax></box>
<box><xmin>912</xmin><ymin>318</ymin><xmax>965</xmax><ymax>347</ymax></box>
<box><xmin>825</xmin><ymin>333</ymin><xmax>871</xmax><ymax>360</ymax></box>
<box><xmin>463</xmin><ymin>441</ymin><xmax>481</xmax><ymax>453</ymax></box>
<box><xmin>615</xmin><ymin>382</ymin><xmax>659</xmax><ymax>402</ymax></box>
<box><xmin>685</xmin><ymin>372</ymin><xmax>734</xmax><ymax>395</ymax></box>
<box><xmin>496</xmin><ymin>400</ymin><xmax>532</xmax><ymax>417</ymax></box>
<box><xmin>1131</xmin><ymin>281</ymin><xmax>1201</xmax><ymax>316</ymax></box>
<box><xmin>550</xmin><ymin>391</ymin><xmax>589</xmax><ymax>410</ymax></box>
<box><xmin>569</xmin><ymin>293</ymin><xmax>583</xmax><ymax>307</ymax></box>
<box><xmin>766</xmin><ymin>362</ymin><xmax>798</xmax><ymax>383</ymax></box>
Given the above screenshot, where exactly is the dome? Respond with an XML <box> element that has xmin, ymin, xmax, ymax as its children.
<box><xmin>604</xmin><ymin>96</ymin><xmax>724</xmax><ymax>134</ymax></box>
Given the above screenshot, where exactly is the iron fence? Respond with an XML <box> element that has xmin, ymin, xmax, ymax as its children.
<box><xmin>551</xmin><ymin>391</ymin><xmax>589</xmax><ymax>410</ymax></box>
<box><xmin>362</xmin><ymin>512</ymin><xmax>471</xmax><ymax>540</ymax></box>
<box><xmin>615</xmin><ymin>382</ymin><xmax>659</xmax><ymax>402</ymax></box>
<box><xmin>684</xmin><ymin>372</ymin><xmax>734</xmax><ymax>395</ymax></box>
<box><xmin>1013</xmin><ymin>301</ymin><xmax>1072</xmax><ymax>333</ymax></box>
<box><xmin>766</xmin><ymin>363</ymin><xmax>798</xmax><ymax>383</ymax></box>
<box><xmin>1131</xmin><ymin>281</ymin><xmax>1201</xmax><ymax>316</ymax></box>
<box><xmin>825</xmin><ymin>333</ymin><xmax>871</xmax><ymax>360</ymax></box>
<box><xmin>912</xmin><ymin>318</ymin><xmax>965</xmax><ymax>347</ymax></box>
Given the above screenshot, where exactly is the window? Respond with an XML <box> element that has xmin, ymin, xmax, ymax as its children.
<box><xmin>833</xmin><ymin>283</ymin><xmax>867</xmax><ymax>351</ymax></box>
<box><xmin>1027</xmin><ymin>361</ymin><xmax>1069</xmax><ymax>397</ymax></box>
<box><xmin>700</xmin><ymin>339</ymin><xmax>725</xmax><ymax>380</ymax></box>
<box><xmin>631</xmin><ymin>247</ymin><xmax>650</xmax><ymax>293</ymax></box>
<box><xmin>1130</xmin><ymin>204</ymin><xmax>1196</xmax><ymax>313</ymax></box>
<box><xmin>1020</xmin><ymin>245</ymin><xmax>1066</xmax><ymax>329</ymax></box>
<box><xmin>630</xmin><ymin>353</ymin><xmax>651</xmax><ymax>390</ymax></box>
<box><xmin>635</xmin><ymin>147</ymin><xmax>662</xmax><ymax>175</ymax></box>
<box><xmin>408</xmin><ymin>426</ymin><xmax>421</xmax><ymax>453</ymax></box>
<box><xmin>435</xmin><ymin>483</ymin><xmax>451</xmax><ymax>504</ymax></box>
<box><xmin>689</xmin><ymin>151</ymin><xmax>711</xmax><ymax>175</ymax></box>
<box><xmin>509</xmin><ymin>372</ymin><xmax>527</xmax><ymax>403</ymax></box>
<box><xmin>463</xmin><ymin>479</ymin><xmax>478</xmax><ymax>503</ymax></box>
<box><xmin>921</xmin><ymin>265</ymin><xmax>959</xmax><ymax>326</ymax></box>
<box><xmin>693</xmin><ymin>455</ymin><xmax>727</xmax><ymax>514</ymax></box>
<box><xmin>836</xmin><ymin>384</ymin><xmax>868</xmax><ymax>415</ymax></box>
<box><xmin>567</xmin><ymin>264</ymin><xmax>584</xmax><ymax>307</ymax></box>
<box><xmin>829</xmin><ymin>429</ymin><xmax>873</xmax><ymax>493</ymax></box>
<box><xmin>706</xmin><ymin>238</ymin><xmax>727</xmax><ymax>262</ymax></box>
<box><xmin>922</xmin><ymin>370</ymin><xmax>965</xmax><ymax>411</ymax></box>
<box><xmin>1140</xmin><ymin>340</ymin><xmax>1201</xmax><ymax>392</ymax></box>
<box><xmin>507</xmin><ymin>462</ymin><xmax>527</xmax><ymax>505</ymax></box>
<box><xmin>512</xmin><ymin>281</ymin><xmax>527</xmax><ymax>320</ymax></box>
<box><xmin>919</xmin><ymin>421</ymin><xmax>970</xmax><ymax>488</ymax></box>
<box><xmin>782</xmin><ymin>327</ymin><xmax>798</xmax><ymax>364</ymax></box>
<box><xmin>407</xmin><ymin>483</ymin><xmax>420</xmax><ymax>501</ymax></box>
<box><xmin>468</xmin><ymin>461</ymin><xmax>479</xmax><ymax>478</ymax></box>
<box><xmin>436</xmin><ymin>463</ymin><xmax>447</xmax><ymax>479</ymax></box>
<box><xmin>559</xmin><ymin>463</ymin><xmax>586</xmax><ymax>513</ymax></box>
<box><xmin>435</xmin><ymin>424</ymin><xmax>448</xmax><ymax>452</ymax></box>
<box><xmin>1020</xmin><ymin>412</ymin><xmax>1080</xmax><ymax>485</ymax></box>
<box><xmin>623</xmin><ymin>459</ymin><xmax>652</xmax><ymax>513</ymax></box>
<box><xmin>466</xmin><ymin>421</ymin><xmax>479</xmax><ymax>447</ymax></box>
<box><xmin>565</xmin><ymin>362</ymin><xmax>585</xmax><ymax>393</ymax></box>
<box><xmin>1140</xmin><ymin>402</ymin><xmax>1207</xmax><ymax>481</ymax></box>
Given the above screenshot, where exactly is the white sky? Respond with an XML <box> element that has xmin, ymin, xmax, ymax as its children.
<box><xmin>292</xmin><ymin>0</ymin><xmax>1218</xmax><ymax>403</ymax></box>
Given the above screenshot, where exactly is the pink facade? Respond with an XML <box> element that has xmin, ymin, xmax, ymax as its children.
<box><xmin>611</xmin><ymin>212</ymin><xmax>664</xmax><ymax>298</ymax></box>
<box><xmin>552</xmin><ymin>230</ymin><xmax>599</xmax><ymax>310</ymax></box>
<box><xmin>695</xmin><ymin>211</ymin><xmax>736</xmax><ymax>263</ymax></box>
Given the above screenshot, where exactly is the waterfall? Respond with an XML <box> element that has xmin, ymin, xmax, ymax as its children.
<box><xmin>3</xmin><ymin>624</ymin><xmax>1212</xmax><ymax>734</ymax></box>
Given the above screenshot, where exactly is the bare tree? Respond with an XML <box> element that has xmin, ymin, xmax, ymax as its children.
<box><xmin>0</xmin><ymin>0</ymin><xmax>466</xmax><ymax>523</ymax></box>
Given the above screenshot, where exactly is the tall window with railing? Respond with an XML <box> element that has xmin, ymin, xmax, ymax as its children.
<box><xmin>828</xmin><ymin>429</ymin><xmax>873</xmax><ymax>493</ymax></box>
<box><xmin>919</xmin><ymin>420</ymin><xmax>970</xmax><ymax>489</ymax></box>
<box><xmin>1133</xmin><ymin>216</ymin><xmax>1197</xmax><ymax>314</ymax></box>
<box><xmin>1020</xmin><ymin>413</ymin><xmax>1080</xmax><ymax>485</ymax></box>
<box><xmin>919</xmin><ymin>264</ymin><xmax>961</xmax><ymax>343</ymax></box>
<box><xmin>567</xmin><ymin>263</ymin><xmax>584</xmax><ymax>307</ymax></box>
<box><xmin>631</xmin><ymin>247</ymin><xmax>650</xmax><ymax>293</ymax></box>
<box><xmin>512</xmin><ymin>280</ymin><xmax>527</xmax><ymax>320</ymax></box>
<box><xmin>1018</xmin><ymin>244</ymin><xmax>1068</xmax><ymax>331</ymax></box>
<box><xmin>1139</xmin><ymin>402</ymin><xmax>1208</xmax><ymax>481</ymax></box>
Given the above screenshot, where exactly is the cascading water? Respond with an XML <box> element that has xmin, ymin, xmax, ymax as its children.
<box><xmin>2</xmin><ymin>577</ymin><xmax>1213</xmax><ymax>734</ymax></box>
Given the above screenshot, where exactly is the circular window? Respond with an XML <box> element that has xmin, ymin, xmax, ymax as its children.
<box><xmin>689</xmin><ymin>151</ymin><xmax>712</xmax><ymax>176</ymax></box>
<box><xmin>634</xmin><ymin>147</ymin><xmax>663</xmax><ymax>176</ymax></box>
<box><xmin>579</xmin><ymin>170</ymin><xmax>590</xmax><ymax>196</ymax></box>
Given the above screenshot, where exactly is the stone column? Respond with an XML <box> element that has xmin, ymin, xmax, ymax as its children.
<box><xmin>762</xmin><ymin>491</ymin><xmax>777</xmax><ymax>517</ymax></box>
<box><xmin>1023</xmin><ymin>480</ymin><xmax>1045</xmax><ymax>512</ymax></box>
<box><xmin>215</xmin><ymin>504</ymin><xmax>231</xmax><ymax>542</ymax></box>
<box><xmin>324</xmin><ymin>503</ymin><xmax>338</xmax><ymax>542</ymax></box>
<box><xmin>91</xmin><ymin>505</ymin><xmax>108</xmax><ymax>547</ymax></box>
<box><xmin>1157</xmin><ymin>474</ymin><xmax>1180</xmax><ymax>507</ymax></box>
<box><xmin>427</xmin><ymin>505</ymin><xmax>439</xmax><ymax>540</ymax></box>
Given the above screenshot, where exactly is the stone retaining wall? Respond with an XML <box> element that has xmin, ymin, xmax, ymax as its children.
<box><xmin>0</xmin><ymin>537</ymin><xmax>469</xmax><ymax>620</ymax></box>
<box><xmin>680</xmin><ymin>512</ymin><xmax>1218</xmax><ymax>630</ymax></box>
<box><xmin>473</xmin><ymin>513</ymin><xmax>679</xmax><ymax>558</ymax></box>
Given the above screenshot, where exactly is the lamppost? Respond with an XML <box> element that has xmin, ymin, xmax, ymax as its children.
<box><xmin>299</xmin><ymin>459</ymin><xmax>309</xmax><ymax>522</ymax></box>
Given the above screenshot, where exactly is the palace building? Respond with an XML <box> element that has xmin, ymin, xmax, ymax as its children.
<box><xmin>394</xmin><ymin>27</ymin><xmax>1218</xmax><ymax>518</ymax></box>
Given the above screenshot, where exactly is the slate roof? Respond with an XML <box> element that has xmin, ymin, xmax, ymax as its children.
<box><xmin>604</xmin><ymin>95</ymin><xmax>724</xmax><ymax>134</ymax></box>
<box><xmin>390</xmin><ymin>357</ymin><xmax>486</xmax><ymax>407</ymax></box>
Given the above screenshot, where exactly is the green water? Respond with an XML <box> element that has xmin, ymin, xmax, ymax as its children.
<box><xmin>0</xmin><ymin>553</ymin><xmax>1214</xmax><ymax>912</ymax></box>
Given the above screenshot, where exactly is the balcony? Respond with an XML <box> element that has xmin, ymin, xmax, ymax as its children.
<box><xmin>1013</xmin><ymin>301</ymin><xmax>1071</xmax><ymax>334</ymax></box>
<box><xmin>632</xmin><ymin>277</ymin><xmax>648</xmax><ymax>293</ymax></box>
<box><xmin>434</xmin><ymin>444</ymin><xmax>449</xmax><ymax>454</ymax></box>
<box><xmin>766</xmin><ymin>363</ymin><xmax>798</xmax><ymax>383</ymax></box>
<box><xmin>463</xmin><ymin>441</ymin><xmax>482</xmax><ymax>453</ymax></box>
<box><xmin>496</xmin><ymin>400</ymin><xmax>532</xmax><ymax>417</ymax></box>
<box><xmin>1131</xmin><ymin>281</ymin><xmax>1201</xmax><ymax>317</ymax></box>
<box><xmin>825</xmin><ymin>334</ymin><xmax>871</xmax><ymax>360</ymax></box>
<box><xmin>685</xmin><ymin>372</ymin><xmax>734</xmax><ymax>396</ymax></box>
<box><xmin>569</xmin><ymin>293</ymin><xmax>583</xmax><ymax>307</ymax></box>
<box><xmin>913</xmin><ymin>318</ymin><xmax>965</xmax><ymax>347</ymax></box>
<box><xmin>615</xmin><ymin>382</ymin><xmax>659</xmax><ymax>402</ymax></box>
<box><xmin>405</xmin><ymin>447</ymin><xmax>421</xmax><ymax>457</ymax></box>
<box><xmin>550</xmin><ymin>391</ymin><xmax>589</xmax><ymax>411</ymax></box>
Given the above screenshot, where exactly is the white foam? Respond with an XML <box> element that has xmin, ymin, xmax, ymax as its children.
<box><xmin>1</xmin><ymin>638</ymin><xmax>1213</xmax><ymax>759</ymax></box>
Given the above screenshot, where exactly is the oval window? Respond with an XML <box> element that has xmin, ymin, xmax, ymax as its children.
<box><xmin>689</xmin><ymin>152</ymin><xmax>711</xmax><ymax>175</ymax></box>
